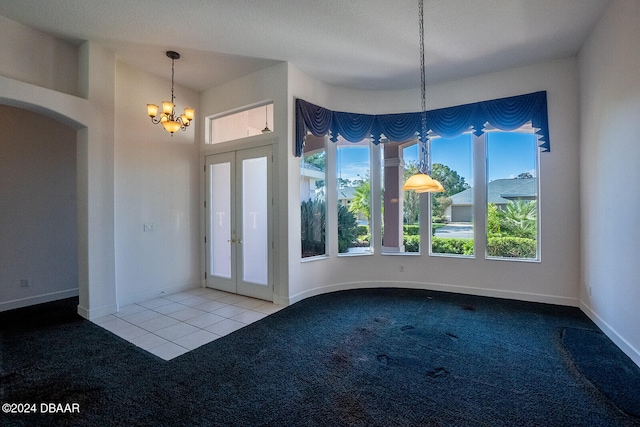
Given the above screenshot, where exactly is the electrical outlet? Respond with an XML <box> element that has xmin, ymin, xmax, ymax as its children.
<box><xmin>399</xmin><ymin>265</ymin><xmax>405</xmax><ymax>273</ymax></box>
<box><xmin>144</xmin><ymin>223</ymin><xmax>156</xmax><ymax>232</ymax></box>
<box><xmin>20</xmin><ymin>279</ymin><xmax>29</xmax><ymax>287</ymax></box>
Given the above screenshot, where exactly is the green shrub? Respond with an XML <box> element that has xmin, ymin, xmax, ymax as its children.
<box><xmin>432</xmin><ymin>214</ymin><xmax>447</xmax><ymax>224</ymax></box>
<box><xmin>300</xmin><ymin>200</ymin><xmax>359</xmax><ymax>255</ymax></box>
<box><xmin>487</xmin><ymin>203</ymin><xmax>501</xmax><ymax>235</ymax></box>
<box><xmin>358</xmin><ymin>233</ymin><xmax>370</xmax><ymax>243</ymax></box>
<box><xmin>337</xmin><ymin>204</ymin><xmax>358</xmax><ymax>253</ymax></box>
<box><xmin>357</xmin><ymin>225</ymin><xmax>369</xmax><ymax>236</ymax></box>
<box><xmin>403</xmin><ymin>224</ymin><xmax>420</xmax><ymax>236</ymax></box>
<box><xmin>403</xmin><ymin>235</ymin><xmax>420</xmax><ymax>252</ymax></box>
<box><xmin>431</xmin><ymin>237</ymin><xmax>474</xmax><ymax>255</ymax></box>
<box><xmin>487</xmin><ymin>236</ymin><xmax>536</xmax><ymax>258</ymax></box>
<box><xmin>300</xmin><ymin>199</ymin><xmax>326</xmax><ymax>257</ymax></box>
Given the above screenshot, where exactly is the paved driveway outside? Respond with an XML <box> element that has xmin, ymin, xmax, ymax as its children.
<box><xmin>434</xmin><ymin>223</ymin><xmax>473</xmax><ymax>239</ymax></box>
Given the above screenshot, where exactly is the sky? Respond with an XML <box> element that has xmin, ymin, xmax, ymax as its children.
<box><xmin>336</xmin><ymin>143</ymin><xmax>370</xmax><ymax>184</ymax></box>
<box><xmin>336</xmin><ymin>132</ymin><xmax>538</xmax><ymax>188</ymax></box>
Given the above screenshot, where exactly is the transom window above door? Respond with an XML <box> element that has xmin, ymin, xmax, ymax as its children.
<box><xmin>208</xmin><ymin>103</ymin><xmax>273</xmax><ymax>145</ymax></box>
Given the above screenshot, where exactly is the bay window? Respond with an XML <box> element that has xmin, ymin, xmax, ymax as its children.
<box><xmin>296</xmin><ymin>92</ymin><xmax>549</xmax><ymax>262</ymax></box>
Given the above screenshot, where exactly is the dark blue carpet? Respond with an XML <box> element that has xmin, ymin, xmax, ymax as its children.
<box><xmin>562</xmin><ymin>327</ymin><xmax>640</xmax><ymax>419</ymax></box>
<box><xmin>1</xmin><ymin>288</ymin><xmax>639</xmax><ymax>426</ymax></box>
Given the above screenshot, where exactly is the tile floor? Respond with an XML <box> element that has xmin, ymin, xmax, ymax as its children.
<box><xmin>92</xmin><ymin>287</ymin><xmax>285</xmax><ymax>360</ymax></box>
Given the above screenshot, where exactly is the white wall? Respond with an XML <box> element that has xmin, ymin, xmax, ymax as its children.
<box><xmin>0</xmin><ymin>105</ymin><xmax>78</xmax><ymax>311</ymax></box>
<box><xmin>287</xmin><ymin>57</ymin><xmax>581</xmax><ymax>307</ymax></box>
<box><xmin>578</xmin><ymin>0</ymin><xmax>640</xmax><ymax>365</ymax></box>
<box><xmin>0</xmin><ymin>56</ymin><xmax>117</xmax><ymax>320</ymax></box>
<box><xmin>0</xmin><ymin>15</ymin><xmax>78</xmax><ymax>96</ymax></box>
<box><xmin>114</xmin><ymin>61</ymin><xmax>201</xmax><ymax>305</ymax></box>
<box><xmin>1</xmin><ymin>15</ymin><xmax>121</xmax><ymax>319</ymax></box>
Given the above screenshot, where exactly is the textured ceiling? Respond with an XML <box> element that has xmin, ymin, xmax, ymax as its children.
<box><xmin>0</xmin><ymin>0</ymin><xmax>609</xmax><ymax>92</ymax></box>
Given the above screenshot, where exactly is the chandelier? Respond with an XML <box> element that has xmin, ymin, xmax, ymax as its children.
<box><xmin>146</xmin><ymin>51</ymin><xmax>195</xmax><ymax>135</ymax></box>
<box><xmin>402</xmin><ymin>0</ymin><xmax>444</xmax><ymax>193</ymax></box>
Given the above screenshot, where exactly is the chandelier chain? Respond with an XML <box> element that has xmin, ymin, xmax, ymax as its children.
<box><xmin>418</xmin><ymin>0</ymin><xmax>428</xmax><ymax>174</ymax></box>
<box><xmin>419</xmin><ymin>0</ymin><xmax>426</xmax><ymax>118</ymax></box>
<box><xmin>170</xmin><ymin>57</ymin><xmax>175</xmax><ymax>105</ymax></box>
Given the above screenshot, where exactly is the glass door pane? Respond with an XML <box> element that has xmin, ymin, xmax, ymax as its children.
<box><xmin>210</xmin><ymin>162</ymin><xmax>232</xmax><ymax>279</ymax></box>
<box><xmin>241</xmin><ymin>157</ymin><xmax>268</xmax><ymax>285</ymax></box>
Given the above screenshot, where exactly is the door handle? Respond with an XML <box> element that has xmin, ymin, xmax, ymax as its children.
<box><xmin>227</xmin><ymin>239</ymin><xmax>242</xmax><ymax>244</ymax></box>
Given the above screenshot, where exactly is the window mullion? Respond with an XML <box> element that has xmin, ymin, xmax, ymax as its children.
<box><xmin>370</xmin><ymin>143</ymin><xmax>382</xmax><ymax>254</ymax></box>
<box><xmin>325</xmin><ymin>136</ymin><xmax>338</xmax><ymax>257</ymax></box>
<box><xmin>473</xmin><ymin>134</ymin><xmax>487</xmax><ymax>258</ymax></box>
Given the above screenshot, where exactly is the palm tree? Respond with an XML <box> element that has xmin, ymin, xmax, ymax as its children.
<box><xmin>349</xmin><ymin>179</ymin><xmax>371</xmax><ymax>222</ymax></box>
<box><xmin>497</xmin><ymin>200</ymin><xmax>537</xmax><ymax>239</ymax></box>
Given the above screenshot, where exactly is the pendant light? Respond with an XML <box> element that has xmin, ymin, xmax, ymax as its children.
<box><xmin>402</xmin><ymin>0</ymin><xmax>444</xmax><ymax>193</ymax></box>
<box><xmin>261</xmin><ymin>104</ymin><xmax>272</xmax><ymax>133</ymax></box>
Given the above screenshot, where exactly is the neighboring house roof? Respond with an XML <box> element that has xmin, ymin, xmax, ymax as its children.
<box><xmin>338</xmin><ymin>187</ymin><xmax>356</xmax><ymax>200</ymax></box>
<box><xmin>449</xmin><ymin>178</ymin><xmax>537</xmax><ymax>206</ymax></box>
<box><xmin>300</xmin><ymin>161</ymin><xmax>325</xmax><ymax>180</ymax></box>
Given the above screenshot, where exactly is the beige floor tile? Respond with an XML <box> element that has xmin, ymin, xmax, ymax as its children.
<box><xmin>147</xmin><ymin>342</ymin><xmax>189</xmax><ymax>360</ymax></box>
<box><xmin>230</xmin><ymin>310</ymin><xmax>268</xmax><ymax>324</ymax></box>
<box><xmin>213</xmin><ymin>305</ymin><xmax>247</xmax><ymax>318</ymax></box>
<box><xmin>154</xmin><ymin>322</ymin><xmax>200</xmax><ymax>341</ymax></box>
<box><xmin>173</xmin><ymin>330</ymin><xmax>219</xmax><ymax>350</ymax></box>
<box><xmin>137</xmin><ymin>315</ymin><xmax>180</xmax><ymax>332</ymax></box>
<box><xmin>128</xmin><ymin>332</ymin><xmax>170</xmax><ymax>351</ymax></box>
<box><xmin>205</xmin><ymin>319</ymin><xmax>245</xmax><ymax>337</ymax></box>
<box><xmin>122</xmin><ymin>309</ymin><xmax>162</xmax><ymax>325</ymax></box>
<box><xmin>168</xmin><ymin>307</ymin><xmax>206</xmax><ymax>321</ymax></box>
<box><xmin>185</xmin><ymin>312</ymin><xmax>226</xmax><ymax>328</ymax></box>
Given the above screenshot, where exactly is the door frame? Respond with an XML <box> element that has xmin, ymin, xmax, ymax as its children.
<box><xmin>204</xmin><ymin>144</ymin><xmax>274</xmax><ymax>301</ymax></box>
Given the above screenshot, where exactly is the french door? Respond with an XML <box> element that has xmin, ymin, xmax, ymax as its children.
<box><xmin>205</xmin><ymin>146</ymin><xmax>273</xmax><ymax>301</ymax></box>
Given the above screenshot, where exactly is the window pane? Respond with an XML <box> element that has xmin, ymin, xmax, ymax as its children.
<box><xmin>337</xmin><ymin>138</ymin><xmax>371</xmax><ymax>255</ymax></box>
<box><xmin>300</xmin><ymin>136</ymin><xmax>326</xmax><ymax>258</ymax></box>
<box><xmin>381</xmin><ymin>141</ymin><xmax>420</xmax><ymax>254</ymax></box>
<box><xmin>430</xmin><ymin>134</ymin><xmax>474</xmax><ymax>256</ymax></box>
<box><xmin>210</xmin><ymin>103</ymin><xmax>273</xmax><ymax>144</ymax></box>
<box><xmin>486</xmin><ymin>127</ymin><xmax>538</xmax><ymax>260</ymax></box>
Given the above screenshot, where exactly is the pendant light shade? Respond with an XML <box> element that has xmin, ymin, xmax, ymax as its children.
<box><xmin>402</xmin><ymin>173</ymin><xmax>444</xmax><ymax>193</ymax></box>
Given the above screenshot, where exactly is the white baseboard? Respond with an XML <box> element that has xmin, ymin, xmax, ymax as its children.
<box><xmin>287</xmin><ymin>280</ymin><xmax>578</xmax><ymax>307</ymax></box>
<box><xmin>579</xmin><ymin>299</ymin><xmax>640</xmax><ymax>368</ymax></box>
<box><xmin>272</xmin><ymin>294</ymin><xmax>290</xmax><ymax>306</ymax></box>
<box><xmin>77</xmin><ymin>302</ymin><xmax>119</xmax><ymax>320</ymax></box>
<box><xmin>116</xmin><ymin>282</ymin><xmax>201</xmax><ymax>309</ymax></box>
<box><xmin>0</xmin><ymin>288</ymin><xmax>79</xmax><ymax>313</ymax></box>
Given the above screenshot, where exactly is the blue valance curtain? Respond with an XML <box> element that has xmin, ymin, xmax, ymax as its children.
<box><xmin>295</xmin><ymin>91</ymin><xmax>550</xmax><ymax>157</ymax></box>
